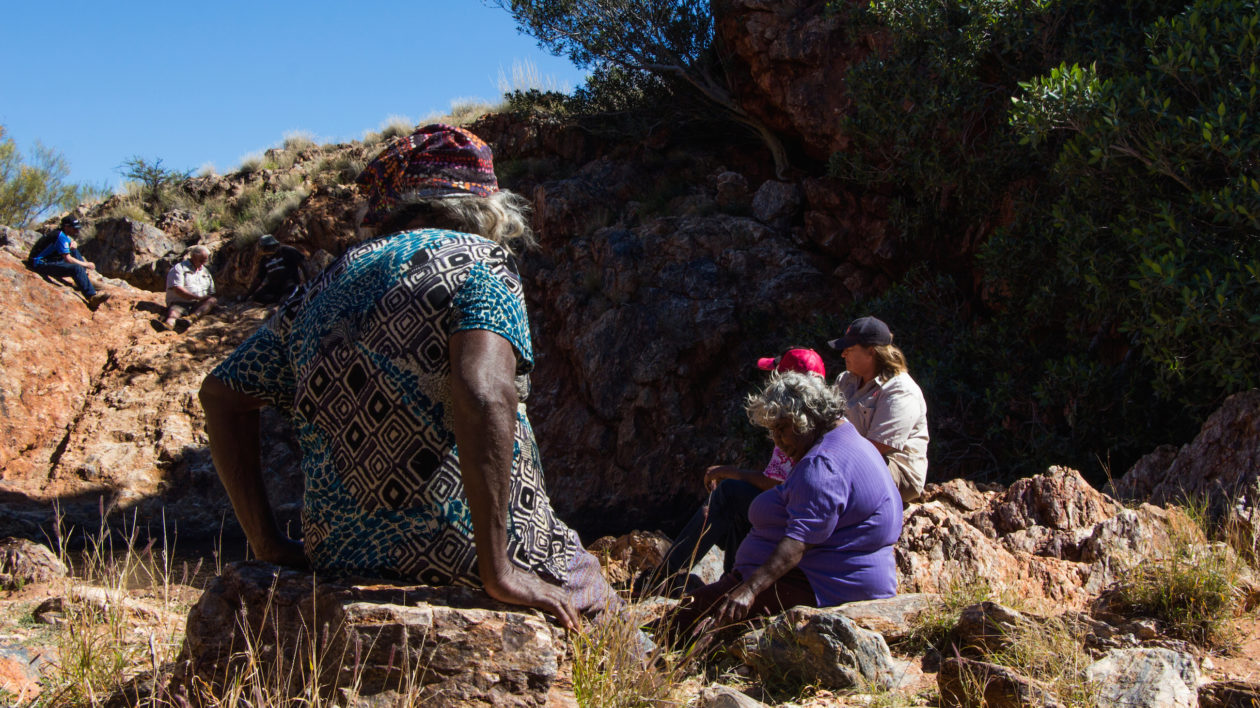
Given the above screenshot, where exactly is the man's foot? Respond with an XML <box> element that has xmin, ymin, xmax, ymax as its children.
<box><xmin>87</xmin><ymin>292</ymin><xmax>111</xmax><ymax>310</ymax></box>
<box><xmin>173</xmin><ymin>318</ymin><xmax>191</xmax><ymax>334</ymax></box>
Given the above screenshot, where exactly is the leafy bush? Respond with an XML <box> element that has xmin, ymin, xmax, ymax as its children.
<box><xmin>494</xmin><ymin>0</ymin><xmax>790</xmax><ymax>175</ymax></box>
<box><xmin>1</xmin><ymin>126</ymin><xmax>105</xmax><ymax>226</ymax></box>
<box><xmin>828</xmin><ymin>0</ymin><xmax>1260</xmax><ymax>481</ymax></box>
<box><xmin>119</xmin><ymin>156</ymin><xmax>193</xmax><ymax>211</ymax></box>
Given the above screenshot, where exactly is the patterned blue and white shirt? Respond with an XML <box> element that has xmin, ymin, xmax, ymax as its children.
<box><xmin>212</xmin><ymin>228</ymin><xmax>578</xmax><ymax>586</ymax></box>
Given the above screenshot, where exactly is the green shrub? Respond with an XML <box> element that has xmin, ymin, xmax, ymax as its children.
<box><xmin>826</xmin><ymin>0</ymin><xmax>1260</xmax><ymax>482</ymax></box>
<box><xmin>1</xmin><ymin>125</ymin><xmax>101</xmax><ymax>226</ymax></box>
<box><xmin>314</xmin><ymin>154</ymin><xmax>366</xmax><ymax>186</ymax></box>
<box><xmin>1105</xmin><ymin>544</ymin><xmax>1243</xmax><ymax>646</ymax></box>
<box><xmin>118</xmin><ymin>156</ymin><xmax>193</xmax><ymax>211</ymax></box>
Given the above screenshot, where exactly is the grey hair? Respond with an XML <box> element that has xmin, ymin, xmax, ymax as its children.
<box><xmin>189</xmin><ymin>245</ymin><xmax>210</xmax><ymax>258</ymax></box>
<box><xmin>375</xmin><ymin>190</ymin><xmax>537</xmax><ymax>255</ymax></box>
<box><xmin>746</xmin><ymin>371</ymin><xmax>848</xmax><ymax>436</ymax></box>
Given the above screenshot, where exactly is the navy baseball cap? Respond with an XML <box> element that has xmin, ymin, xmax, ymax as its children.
<box><xmin>828</xmin><ymin>316</ymin><xmax>893</xmax><ymax>350</ymax></box>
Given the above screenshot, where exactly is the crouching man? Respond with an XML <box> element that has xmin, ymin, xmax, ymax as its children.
<box><xmin>161</xmin><ymin>245</ymin><xmax>216</xmax><ymax>330</ymax></box>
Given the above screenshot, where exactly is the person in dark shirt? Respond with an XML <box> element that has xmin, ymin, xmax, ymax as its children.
<box><xmin>246</xmin><ymin>234</ymin><xmax>306</xmax><ymax>303</ymax></box>
<box><xmin>31</xmin><ymin>216</ymin><xmax>110</xmax><ymax>309</ymax></box>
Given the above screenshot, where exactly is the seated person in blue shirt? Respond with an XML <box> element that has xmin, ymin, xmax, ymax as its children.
<box><xmin>31</xmin><ymin>216</ymin><xmax>110</xmax><ymax>309</ymax></box>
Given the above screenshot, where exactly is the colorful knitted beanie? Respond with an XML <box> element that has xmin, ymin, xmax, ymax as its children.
<box><xmin>357</xmin><ymin>123</ymin><xmax>498</xmax><ymax>226</ymax></box>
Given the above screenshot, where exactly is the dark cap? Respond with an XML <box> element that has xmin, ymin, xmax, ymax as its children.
<box><xmin>259</xmin><ymin>234</ymin><xmax>280</xmax><ymax>249</ymax></box>
<box><xmin>61</xmin><ymin>216</ymin><xmax>81</xmax><ymax>230</ymax></box>
<box><xmin>828</xmin><ymin>316</ymin><xmax>893</xmax><ymax>351</ymax></box>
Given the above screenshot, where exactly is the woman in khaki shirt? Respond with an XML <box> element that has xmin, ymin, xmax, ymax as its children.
<box><xmin>829</xmin><ymin>317</ymin><xmax>930</xmax><ymax>503</ymax></box>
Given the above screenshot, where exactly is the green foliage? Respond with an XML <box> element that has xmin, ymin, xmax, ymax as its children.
<box><xmin>1004</xmin><ymin>0</ymin><xmax>1260</xmax><ymax>401</ymax></box>
<box><xmin>827</xmin><ymin>0</ymin><xmax>1260</xmax><ymax>480</ymax></box>
<box><xmin>119</xmin><ymin>156</ymin><xmax>193</xmax><ymax>211</ymax></box>
<box><xmin>0</xmin><ymin>126</ymin><xmax>102</xmax><ymax>226</ymax></box>
<box><xmin>494</xmin><ymin>0</ymin><xmax>790</xmax><ymax>174</ymax></box>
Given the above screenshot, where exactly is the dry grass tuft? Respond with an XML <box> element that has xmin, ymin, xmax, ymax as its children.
<box><xmin>570</xmin><ymin>605</ymin><xmax>690</xmax><ymax>708</ymax></box>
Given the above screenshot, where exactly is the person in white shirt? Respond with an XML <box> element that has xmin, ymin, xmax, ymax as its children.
<box><xmin>829</xmin><ymin>316</ymin><xmax>930</xmax><ymax>503</ymax></box>
<box><xmin>161</xmin><ymin>245</ymin><xmax>217</xmax><ymax>331</ymax></box>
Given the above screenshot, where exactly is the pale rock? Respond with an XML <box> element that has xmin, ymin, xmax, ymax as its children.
<box><xmin>1086</xmin><ymin>647</ymin><xmax>1199</xmax><ymax>708</ymax></box>
<box><xmin>0</xmin><ymin>225</ymin><xmax>43</xmax><ymax>260</ymax></box>
<box><xmin>0</xmin><ymin>538</ymin><xmax>66</xmax><ymax>589</ymax></box>
<box><xmin>694</xmin><ymin>685</ymin><xmax>768</xmax><ymax>708</ymax></box>
<box><xmin>734</xmin><ymin>606</ymin><xmax>896</xmax><ymax>689</ymax></box>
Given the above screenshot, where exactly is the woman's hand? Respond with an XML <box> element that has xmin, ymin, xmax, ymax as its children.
<box><xmin>703</xmin><ymin>465</ymin><xmax>738</xmax><ymax>490</ymax></box>
<box><xmin>483</xmin><ymin>564</ymin><xmax>580</xmax><ymax>631</ymax></box>
<box><xmin>713</xmin><ymin>582</ymin><xmax>757</xmax><ymax>625</ymax></box>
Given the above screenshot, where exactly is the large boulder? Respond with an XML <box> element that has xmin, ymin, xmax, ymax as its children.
<box><xmin>734</xmin><ymin>606</ymin><xmax>897</xmax><ymax>690</ymax></box>
<box><xmin>179</xmin><ymin>562</ymin><xmax>563</xmax><ymax>707</ymax></box>
<box><xmin>897</xmin><ymin>469</ymin><xmax>1194</xmax><ymax>610</ymax></box>
<box><xmin>0</xmin><ymin>538</ymin><xmax>66</xmax><ymax>589</ymax></box>
<box><xmin>0</xmin><ymin>225</ymin><xmax>43</xmax><ymax>260</ymax></box>
<box><xmin>79</xmin><ymin>217</ymin><xmax>189</xmax><ymax>291</ymax></box>
<box><xmin>1110</xmin><ymin>389</ymin><xmax>1260</xmax><ymax>553</ymax></box>
<box><xmin>524</xmin><ymin>205</ymin><xmax>846</xmax><ymax>535</ymax></box>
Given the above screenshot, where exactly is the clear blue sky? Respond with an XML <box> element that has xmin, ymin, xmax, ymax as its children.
<box><xmin>1</xmin><ymin>1</ymin><xmax>585</xmax><ymax>191</ymax></box>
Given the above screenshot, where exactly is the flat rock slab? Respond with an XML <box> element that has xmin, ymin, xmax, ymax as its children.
<box><xmin>180</xmin><ymin>561</ymin><xmax>562</xmax><ymax>707</ymax></box>
<box><xmin>1198</xmin><ymin>680</ymin><xmax>1260</xmax><ymax>708</ymax></box>
<box><xmin>938</xmin><ymin>656</ymin><xmax>1063</xmax><ymax>708</ymax></box>
<box><xmin>831</xmin><ymin>593</ymin><xmax>943</xmax><ymax>644</ymax></box>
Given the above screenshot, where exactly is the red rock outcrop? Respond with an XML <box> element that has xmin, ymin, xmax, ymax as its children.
<box><xmin>713</xmin><ymin>0</ymin><xmax>884</xmax><ymax>160</ymax></box>
<box><xmin>0</xmin><ymin>251</ymin><xmax>301</xmax><ymax>541</ymax></box>
<box><xmin>897</xmin><ymin>467</ymin><xmax>1197</xmax><ymax>610</ymax></box>
<box><xmin>1110</xmin><ymin>389</ymin><xmax>1260</xmax><ymax>552</ymax></box>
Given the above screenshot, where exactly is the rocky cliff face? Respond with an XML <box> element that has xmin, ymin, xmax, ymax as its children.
<box><xmin>0</xmin><ymin>248</ymin><xmax>301</xmax><ymax>542</ymax></box>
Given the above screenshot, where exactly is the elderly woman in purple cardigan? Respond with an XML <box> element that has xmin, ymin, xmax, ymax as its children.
<box><xmin>668</xmin><ymin>370</ymin><xmax>904</xmax><ymax>636</ymax></box>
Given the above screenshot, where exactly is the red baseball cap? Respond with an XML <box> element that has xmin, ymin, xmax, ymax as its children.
<box><xmin>756</xmin><ymin>348</ymin><xmax>826</xmax><ymax>377</ymax></box>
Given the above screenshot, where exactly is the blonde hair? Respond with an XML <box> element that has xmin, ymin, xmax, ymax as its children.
<box><xmin>871</xmin><ymin>343</ymin><xmax>909</xmax><ymax>379</ymax></box>
<box><xmin>375</xmin><ymin>190</ymin><xmax>537</xmax><ymax>255</ymax></box>
<box><xmin>746</xmin><ymin>371</ymin><xmax>847</xmax><ymax>436</ymax></box>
